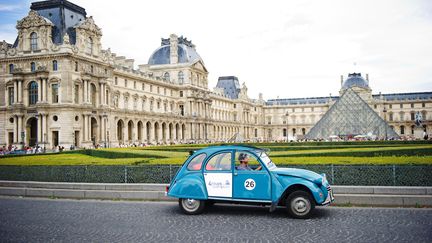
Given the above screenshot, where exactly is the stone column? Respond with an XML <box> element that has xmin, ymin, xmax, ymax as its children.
<box><xmin>37</xmin><ymin>114</ymin><xmax>43</xmax><ymax>144</ymax></box>
<box><xmin>83</xmin><ymin>80</ymin><xmax>88</xmax><ymax>103</ymax></box>
<box><xmin>18</xmin><ymin>80</ymin><xmax>23</xmax><ymax>103</ymax></box>
<box><xmin>143</xmin><ymin>123</ymin><xmax>147</xmax><ymax>143</ymax></box>
<box><xmin>149</xmin><ymin>123</ymin><xmax>154</xmax><ymax>143</ymax></box>
<box><xmin>157</xmin><ymin>124</ymin><xmax>163</xmax><ymax>144</ymax></box>
<box><xmin>37</xmin><ymin>79</ymin><xmax>42</xmax><ymax>103</ymax></box>
<box><xmin>43</xmin><ymin>78</ymin><xmax>48</xmax><ymax>102</ymax></box>
<box><xmin>17</xmin><ymin>115</ymin><xmax>23</xmax><ymax>144</ymax></box>
<box><xmin>13</xmin><ymin>81</ymin><xmax>18</xmax><ymax>104</ymax></box>
<box><xmin>83</xmin><ymin>115</ymin><xmax>88</xmax><ymax>142</ymax></box>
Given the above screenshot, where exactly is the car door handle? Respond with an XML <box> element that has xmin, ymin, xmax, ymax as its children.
<box><xmin>233</xmin><ymin>172</ymin><xmax>238</xmax><ymax>176</ymax></box>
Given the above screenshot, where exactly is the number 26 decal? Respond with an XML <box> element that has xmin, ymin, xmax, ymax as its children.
<box><xmin>244</xmin><ymin>179</ymin><xmax>256</xmax><ymax>191</ymax></box>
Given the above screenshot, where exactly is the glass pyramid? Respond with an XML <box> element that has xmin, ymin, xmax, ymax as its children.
<box><xmin>305</xmin><ymin>88</ymin><xmax>399</xmax><ymax>140</ymax></box>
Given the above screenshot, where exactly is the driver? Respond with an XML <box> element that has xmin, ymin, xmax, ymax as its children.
<box><xmin>237</xmin><ymin>153</ymin><xmax>262</xmax><ymax>171</ymax></box>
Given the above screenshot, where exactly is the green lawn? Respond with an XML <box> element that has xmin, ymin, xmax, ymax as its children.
<box><xmin>1</xmin><ymin>142</ymin><xmax>431</xmax><ymax>166</ymax></box>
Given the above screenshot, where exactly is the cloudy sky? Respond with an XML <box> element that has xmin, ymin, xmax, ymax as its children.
<box><xmin>1</xmin><ymin>0</ymin><xmax>431</xmax><ymax>100</ymax></box>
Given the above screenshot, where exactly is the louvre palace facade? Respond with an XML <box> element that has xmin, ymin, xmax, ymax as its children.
<box><xmin>1</xmin><ymin>0</ymin><xmax>431</xmax><ymax>149</ymax></box>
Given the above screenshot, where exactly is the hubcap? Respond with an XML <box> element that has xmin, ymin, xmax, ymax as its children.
<box><xmin>291</xmin><ymin>197</ymin><xmax>310</xmax><ymax>215</ymax></box>
<box><xmin>182</xmin><ymin>199</ymin><xmax>200</xmax><ymax>212</ymax></box>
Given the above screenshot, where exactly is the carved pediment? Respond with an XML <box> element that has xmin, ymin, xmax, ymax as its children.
<box><xmin>17</xmin><ymin>10</ymin><xmax>53</xmax><ymax>29</ymax></box>
<box><xmin>76</xmin><ymin>16</ymin><xmax>102</xmax><ymax>36</ymax></box>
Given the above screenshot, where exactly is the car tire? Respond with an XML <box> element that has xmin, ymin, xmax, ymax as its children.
<box><xmin>285</xmin><ymin>191</ymin><xmax>315</xmax><ymax>219</ymax></box>
<box><xmin>179</xmin><ymin>198</ymin><xmax>205</xmax><ymax>215</ymax></box>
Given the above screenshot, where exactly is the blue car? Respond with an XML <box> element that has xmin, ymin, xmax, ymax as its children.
<box><xmin>167</xmin><ymin>145</ymin><xmax>334</xmax><ymax>218</ymax></box>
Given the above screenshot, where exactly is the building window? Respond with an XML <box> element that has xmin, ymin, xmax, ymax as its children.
<box><xmin>150</xmin><ymin>100</ymin><xmax>154</xmax><ymax>111</ymax></box>
<box><xmin>180</xmin><ymin>105</ymin><xmax>184</xmax><ymax>116</ymax></box>
<box><xmin>164</xmin><ymin>72</ymin><xmax>170</xmax><ymax>81</ymax></box>
<box><xmin>411</xmin><ymin>125</ymin><xmax>415</xmax><ymax>135</ymax></box>
<box><xmin>389</xmin><ymin>104</ymin><xmax>392</xmax><ymax>109</ymax></box>
<box><xmin>422</xmin><ymin>103</ymin><xmax>425</xmax><ymax>108</ymax></box>
<box><xmin>8</xmin><ymin>87</ymin><xmax>14</xmax><ymax>105</ymax></box>
<box><xmin>302</xmin><ymin>128</ymin><xmax>306</xmax><ymax>135</ymax></box>
<box><xmin>9</xmin><ymin>64</ymin><xmax>14</xmax><ymax>73</ymax></box>
<box><xmin>283</xmin><ymin>128</ymin><xmax>287</xmax><ymax>137</ymax></box>
<box><xmin>86</xmin><ymin>37</ymin><xmax>93</xmax><ymax>55</ymax></box>
<box><xmin>374</xmin><ymin>104</ymin><xmax>377</xmax><ymax>109</ymax></box>
<box><xmin>411</xmin><ymin>112</ymin><xmax>415</xmax><ymax>121</ymax></box>
<box><xmin>389</xmin><ymin>113</ymin><xmax>393</xmax><ymax>121</ymax></box>
<box><xmin>90</xmin><ymin>65</ymin><xmax>94</xmax><ymax>73</ymax></box>
<box><xmin>400</xmin><ymin>125</ymin><xmax>405</xmax><ymax>135</ymax></box>
<box><xmin>30</xmin><ymin>32</ymin><xmax>38</xmax><ymax>50</ymax></box>
<box><xmin>180</xmin><ymin>91</ymin><xmax>183</xmax><ymax>97</ymax></box>
<box><xmin>411</xmin><ymin>103</ymin><xmax>414</xmax><ymax>108</ymax></box>
<box><xmin>233</xmin><ymin>104</ymin><xmax>236</xmax><ymax>108</ymax></box>
<box><xmin>400</xmin><ymin>113</ymin><xmax>404</xmax><ymax>121</ymax></box>
<box><xmin>75</xmin><ymin>61</ymin><xmax>78</xmax><ymax>72</ymax></box>
<box><xmin>142</xmin><ymin>83</ymin><xmax>145</xmax><ymax>90</ymax></box>
<box><xmin>292</xmin><ymin>128</ymin><xmax>296</xmax><ymax>136</ymax></box>
<box><xmin>178</xmin><ymin>71</ymin><xmax>184</xmax><ymax>84</ymax></box>
<box><xmin>157</xmin><ymin>87</ymin><xmax>160</xmax><ymax>94</ymax></box>
<box><xmin>29</xmin><ymin>81</ymin><xmax>38</xmax><ymax>105</ymax></box>
<box><xmin>31</xmin><ymin>62</ymin><xmax>36</xmax><ymax>72</ymax></box>
<box><xmin>134</xmin><ymin>81</ymin><xmax>136</xmax><ymax>89</ymax></box>
<box><xmin>125</xmin><ymin>79</ymin><xmax>128</xmax><ymax>87</ymax></box>
<box><xmin>157</xmin><ymin>102</ymin><xmax>160</xmax><ymax>109</ymax></box>
<box><xmin>115</xmin><ymin>77</ymin><xmax>118</xmax><ymax>85</ymax></box>
<box><xmin>150</xmin><ymin>85</ymin><xmax>153</xmax><ymax>92</ymax></box>
<box><xmin>52</xmin><ymin>83</ymin><xmax>59</xmax><ymax>103</ymax></box>
<box><xmin>164</xmin><ymin>88</ymin><xmax>166</xmax><ymax>96</ymax></box>
<box><xmin>52</xmin><ymin>60</ymin><xmax>58</xmax><ymax>71</ymax></box>
<box><xmin>255</xmin><ymin>129</ymin><xmax>258</xmax><ymax>137</ymax></box>
<box><xmin>164</xmin><ymin>103</ymin><xmax>167</xmax><ymax>112</ymax></box>
<box><xmin>400</xmin><ymin>104</ymin><xmax>403</xmax><ymax>108</ymax></box>
<box><xmin>74</xmin><ymin>85</ymin><xmax>79</xmax><ymax>104</ymax></box>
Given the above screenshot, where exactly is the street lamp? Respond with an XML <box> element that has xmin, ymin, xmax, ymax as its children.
<box><xmin>383</xmin><ymin>106</ymin><xmax>387</xmax><ymax>140</ymax></box>
<box><xmin>285</xmin><ymin>112</ymin><xmax>289</xmax><ymax>143</ymax></box>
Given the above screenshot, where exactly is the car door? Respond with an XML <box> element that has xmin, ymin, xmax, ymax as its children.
<box><xmin>203</xmin><ymin>150</ymin><xmax>233</xmax><ymax>198</ymax></box>
<box><xmin>233</xmin><ymin>150</ymin><xmax>271</xmax><ymax>201</ymax></box>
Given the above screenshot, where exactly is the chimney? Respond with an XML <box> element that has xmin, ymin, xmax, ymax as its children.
<box><xmin>169</xmin><ymin>34</ymin><xmax>178</xmax><ymax>64</ymax></box>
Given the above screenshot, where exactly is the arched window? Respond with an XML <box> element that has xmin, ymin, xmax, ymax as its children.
<box><xmin>400</xmin><ymin>125</ymin><xmax>405</xmax><ymax>135</ymax></box>
<box><xmin>178</xmin><ymin>71</ymin><xmax>184</xmax><ymax>84</ymax></box>
<box><xmin>52</xmin><ymin>60</ymin><xmax>58</xmax><ymax>71</ymax></box>
<box><xmin>86</xmin><ymin>37</ymin><xmax>93</xmax><ymax>55</ymax></box>
<box><xmin>31</xmin><ymin>62</ymin><xmax>36</xmax><ymax>72</ymax></box>
<box><xmin>9</xmin><ymin>64</ymin><xmax>14</xmax><ymax>74</ymax></box>
<box><xmin>30</xmin><ymin>32</ymin><xmax>38</xmax><ymax>50</ymax></box>
<box><xmin>28</xmin><ymin>81</ymin><xmax>38</xmax><ymax>105</ymax></box>
<box><xmin>163</xmin><ymin>72</ymin><xmax>170</xmax><ymax>81</ymax></box>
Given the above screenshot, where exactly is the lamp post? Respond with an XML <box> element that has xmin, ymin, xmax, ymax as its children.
<box><xmin>383</xmin><ymin>106</ymin><xmax>387</xmax><ymax>140</ymax></box>
<box><xmin>285</xmin><ymin>112</ymin><xmax>289</xmax><ymax>143</ymax></box>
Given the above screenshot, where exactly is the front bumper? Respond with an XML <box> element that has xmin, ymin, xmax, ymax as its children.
<box><xmin>322</xmin><ymin>186</ymin><xmax>335</xmax><ymax>205</ymax></box>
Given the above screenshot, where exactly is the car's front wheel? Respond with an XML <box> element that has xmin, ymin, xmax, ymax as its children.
<box><xmin>286</xmin><ymin>191</ymin><xmax>315</xmax><ymax>219</ymax></box>
<box><xmin>179</xmin><ymin>198</ymin><xmax>205</xmax><ymax>215</ymax></box>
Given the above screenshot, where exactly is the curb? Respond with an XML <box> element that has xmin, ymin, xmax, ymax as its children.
<box><xmin>1</xmin><ymin>181</ymin><xmax>431</xmax><ymax>207</ymax></box>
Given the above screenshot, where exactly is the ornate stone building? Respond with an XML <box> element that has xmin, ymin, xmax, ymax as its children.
<box><xmin>1</xmin><ymin>0</ymin><xmax>431</xmax><ymax>149</ymax></box>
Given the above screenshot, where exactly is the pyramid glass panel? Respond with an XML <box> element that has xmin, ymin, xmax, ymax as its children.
<box><xmin>305</xmin><ymin>88</ymin><xmax>399</xmax><ymax>139</ymax></box>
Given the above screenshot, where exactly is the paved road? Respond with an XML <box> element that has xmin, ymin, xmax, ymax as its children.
<box><xmin>0</xmin><ymin>197</ymin><xmax>431</xmax><ymax>243</ymax></box>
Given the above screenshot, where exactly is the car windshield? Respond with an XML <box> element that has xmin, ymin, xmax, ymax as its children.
<box><xmin>258</xmin><ymin>151</ymin><xmax>277</xmax><ymax>170</ymax></box>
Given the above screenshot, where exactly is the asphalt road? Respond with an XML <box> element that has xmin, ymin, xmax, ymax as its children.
<box><xmin>0</xmin><ymin>197</ymin><xmax>431</xmax><ymax>243</ymax></box>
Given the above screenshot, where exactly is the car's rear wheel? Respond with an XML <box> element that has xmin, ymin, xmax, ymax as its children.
<box><xmin>286</xmin><ymin>191</ymin><xmax>315</xmax><ymax>219</ymax></box>
<box><xmin>179</xmin><ymin>198</ymin><xmax>205</xmax><ymax>215</ymax></box>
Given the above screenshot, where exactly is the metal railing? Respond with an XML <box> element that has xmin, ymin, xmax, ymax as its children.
<box><xmin>0</xmin><ymin>165</ymin><xmax>431</xmax><ymax>186</ymax></box>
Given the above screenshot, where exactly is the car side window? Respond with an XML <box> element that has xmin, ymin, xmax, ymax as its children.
<box><xmin>235</xmin><ymin>151</ymin><xmax>261</xmax><ymax>171</ymax></box>
<box><xmin>206</xmin><ymin>152</ymin><xmax>232</xmax><ymax>171</ymax></box>
<box><xmin>187</xmin><ymin>153</ymin><xmax>206</xmax><ymax>171</ymax></box>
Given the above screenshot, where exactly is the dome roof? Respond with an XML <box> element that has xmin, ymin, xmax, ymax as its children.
<box><xmin>342</xmin><ymin>73</ymin><xmax>369</xmax><ymax>89</ymax></box>
<box><xmin>148</xmin><ymin>36</ymin><xmax>202</xmax><ymax>65</ymax></box>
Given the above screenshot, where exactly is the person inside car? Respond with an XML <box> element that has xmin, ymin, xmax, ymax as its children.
<box><xmin>237</xmin><ymin>153</ymin><xmax>262</xmax><ymax>171</ymax></box>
